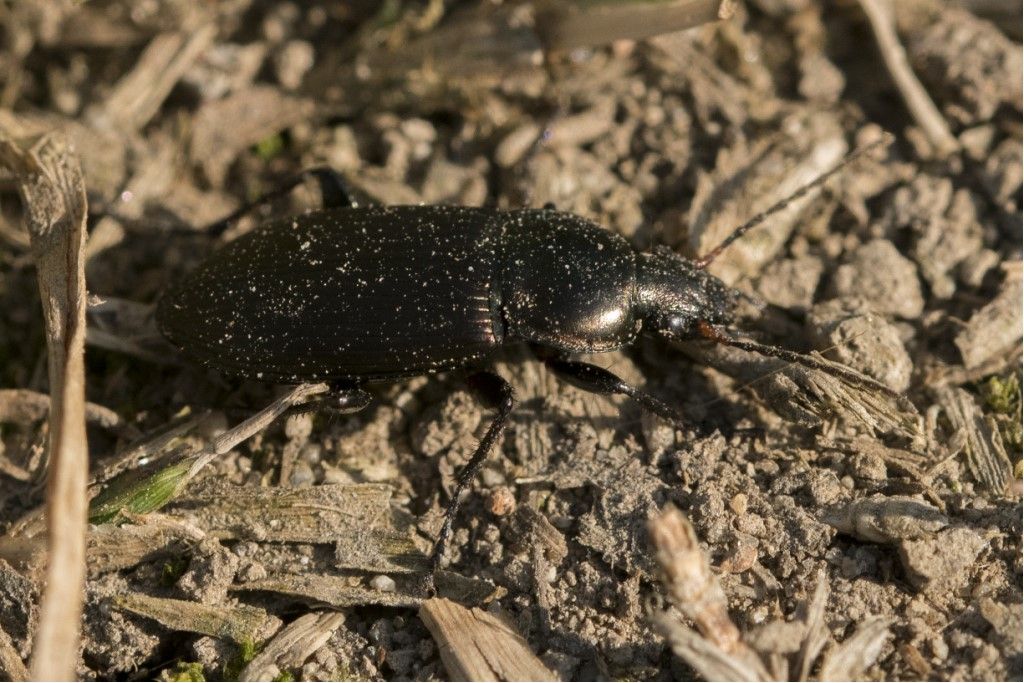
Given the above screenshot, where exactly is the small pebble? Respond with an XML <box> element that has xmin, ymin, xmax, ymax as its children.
<box><xmin>274</xmin><ymin>39</ymin><xmax>315</xmax><ymax>89</ymax></box>
<box><xmin>370</xmin><ymin>575</ymin><xmax>396</xmax><ymax>592</ymax></box>
<box><xmin>236</xmin><ymin>560</ymin><xmax>267</xmax><ymax>583</ymax></box>
<box><xmin>729</xmin><ymin>493</ymin><xmax>748</xmax><ymax>516</ymax></box>
<box><xmin>719</xmin><ymin>541</ymin><xmax>758</xmax><ymax>574</ymax></box>
<box><xmin>850</xmin><ymin>452</ymin><xmax>887</xmax><ymax>481</ymax></box>
<box><xmin>807</xmin><ymin>300</ymin><xmax>913</xmax><ymax>392</ymax></box>
<box><xmin>488</xmin><ymin>487</ymin><xmax>517</xmax><ymax>516</ymax></box>
<box><xmin>284</xmin><ymin>412</ymin><xmax>313</xmax><ymax>440</ymax></box>
<box><xmin>289</xmin><ymin>460</ymin><xmax>315</xmax><ymax>487</ymax></box>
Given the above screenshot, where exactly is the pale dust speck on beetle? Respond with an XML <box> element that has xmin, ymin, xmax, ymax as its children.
<box><xmin>157</xmin><ymin>144</ymin><xmax>898</xmax><ymax>571</ymax></box>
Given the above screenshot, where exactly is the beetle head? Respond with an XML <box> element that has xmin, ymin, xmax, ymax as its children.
<box><xmin>636</xmin><ymin>247</ymin><xmax>738</xmax><ymax>341</ymax></box>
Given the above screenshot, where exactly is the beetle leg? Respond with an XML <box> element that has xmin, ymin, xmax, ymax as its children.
<box><xmin>303</xmin><ymin>167</ymin><xmax>367</xmax><ymax>209</ymax></box>
<box><xmin>543</xmin><ymin>358</ymin><xmax>685</xmax><ymax>427</ymax></box>
<box><xmin>322</xmin><ymin>383</ymin><xmax>372</xmax><ymax>414</ymax></box>
<box><xmin>430</xmin><ymin>371</ymin><xmax>515</xmax><ymax>572</ymax></box>
<box><xmin>284</xmin><ymin>384</ymin><xmax>371</xmax><ymax>419</ymax></box>
<box><xmin>202</xmin><ymin>167</ymin><xmax>367</xmax><ymax>235</ymax></box>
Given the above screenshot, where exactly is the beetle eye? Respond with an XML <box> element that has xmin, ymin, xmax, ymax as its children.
<box><xmin>660</xmin><ymin>314</ymin><xmax>689</xmax><ymax>338</ymax></box>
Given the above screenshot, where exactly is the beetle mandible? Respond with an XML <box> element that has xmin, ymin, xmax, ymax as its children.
<box><xmin>157</xmin><ymin>141</ymin><xmax>893</xmax><ymax>570</ymax></box>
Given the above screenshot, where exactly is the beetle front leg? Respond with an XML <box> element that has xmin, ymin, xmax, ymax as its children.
<box><xmin>543</xmin><ymin>358</ymin><xmax>685</xmax><ymax>427</ymax></box>
<box><xmin>430</xmin><ymin>371</ymin><xmax>515</xmax><ymax>572</ymax></box>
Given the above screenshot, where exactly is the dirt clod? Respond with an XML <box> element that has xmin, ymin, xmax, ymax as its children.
<box><xmin>0</xmin><ymin>2</ymin><xmax>1019</xmax><ymax>680</ymax></box>
<box><xmin>898</xmin><ymin>526</ymin><xmax>987</xmax><ymax>593</ymax></box>
<box><xmin>830</xmin><ymin>239</ymin><xmax>925</xmax><ymax>319</ymax></box>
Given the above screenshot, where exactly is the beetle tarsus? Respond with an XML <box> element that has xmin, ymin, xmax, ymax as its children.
<box><xmin>430</xmin><ymin>371</ymin><xmax>515</xmax><ymax>571</ymax></box>
<box><xmin>323</xmin><ymin>383</ymin><xmax>373</xmax><ymax>414</ymax></box>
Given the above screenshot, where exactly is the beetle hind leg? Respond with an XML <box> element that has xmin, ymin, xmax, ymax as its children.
<box><xmin>320</xmin><ymin>384</ymin><xmax>372</xmax><ymax>415</ymax></box>
<box><xmin>202</xmin><ymin>167</ymin><xmax>369</xmax><ymax>235</ymax></box>
<box><xmin>543</xmin><ymin>357</ymin><xmax>685</xmax><ymax>427</ymax></box>
<box><xmin>430</xmin><ymin>371</ymin><xmax>515</xmax><ymax>572</ymax></box>
<box><xmin>284</xmin><ymin>383</ymin><xmax>372</xmax><ymax>419</ymax></box>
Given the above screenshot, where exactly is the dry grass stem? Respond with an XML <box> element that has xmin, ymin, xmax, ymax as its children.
<box><xmin>650</xmin><ymin>508</ymin><xmax>894</xmax><ymax>681</ymax></box>
<box><xmin>173</xmin><ymin>482</ymin><xmax>394</xmax><ymax>544</ymax></box>
<box><xmin>648</xmin><ymin>506</ymin><xmax>770</xmax><ymax>679</ymax></box>
<box><xmin>536</xmin><ymin>0</ymin><xmax>736</xmax><ymax>51</ymax></box>
<box><xmin>0</xmin><ymin>624</ymin><xmax>29</xmax><ymax>682</ymax></box>
<box><xmin>795</xmin><ymin>571</ymin><xmax>830</xmax><ymax>681</ymax></box>
<box><xmin>235</xmin><ymin>570</ymin><xmax>502</xmax><ymax>610</ymax></box>
<box><xmin>652</xmin><ymin>610</ymin><xmax>770</xmax><ymax>681</ymax></box>
<box><xmin>685</xmin><ymin>342</ymin><xmax>922</xmax><ymax>442</ymax></box>
<box><xmin>0</xmin><ymin>125</ymin><xmax>89</xmax><ymax>680</ymax></box>
<box><xmin>84</xmin><ymin>384</ymin><xmax>328</xmax><ymax>526</ymax></box>
<box><xmin>0</xmin><ymin>388</ymin><xmax>137</xmax><ymax>439</ymax></box>
<box><xmin>184</xmin><ymin>382</ymin><xmax>328</xmax><ymax>480</ymax></box>
<box><xmin>854</xmin><ymin>0</ymin><xmax>959</xmax><ymax>157</ymax></box>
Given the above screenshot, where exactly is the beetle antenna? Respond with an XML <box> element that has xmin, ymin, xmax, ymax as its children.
<box><xmin>695</xmin><ymin>321</ymin><xmax>911</xmax><ymax>409</ymax></box>
<box><xmin>694</xmin><ymin>134</ymin><xmax>893</xmax><ymax>269</ymax></box>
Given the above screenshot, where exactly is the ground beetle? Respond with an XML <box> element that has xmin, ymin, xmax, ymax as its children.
<box><xmin>157</xmin><ymin>141</ymin><xmax>894</xmax><ymax>570</ymax></box>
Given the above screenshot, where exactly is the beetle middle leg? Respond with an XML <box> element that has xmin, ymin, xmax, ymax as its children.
<box><xmin>431</xmin><ymin>371</ymin><xmax>515</xmax><ymax>571</ymax></box>
<box><xmin>542</xmin><ymin>357</ymin><xmax>685</xmax><ymax>426</ymax></box>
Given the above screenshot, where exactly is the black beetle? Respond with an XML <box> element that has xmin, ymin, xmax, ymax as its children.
<box><xmin>158</xmin><ymin>144</ymin><xmax>894</xmax><ymax>569</ymax></box>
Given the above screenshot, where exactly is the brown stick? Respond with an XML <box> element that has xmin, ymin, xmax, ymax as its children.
<box><xmin>536</xmin><ymin>0</ymin><xmax>736</xmax><ymax>51</ymax></box>
<box><xmin>854</xmin><ymin>0</ymin><xmax>959</xmax><ymax>157</ymax></box>
<box><xmin>0</xmin><ymin>128</ymin><xmax>89</xmax><ymax>680</ymax></box>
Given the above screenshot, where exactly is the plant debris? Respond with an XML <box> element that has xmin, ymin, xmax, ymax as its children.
<box><xmin>0</xmin><ymin>1</ymin><xmax>1019</xmax><ymax>680</ymax></box>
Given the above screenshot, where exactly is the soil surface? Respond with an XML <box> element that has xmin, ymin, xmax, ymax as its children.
<box><xmin>0</xmin><ymin>1</ymin><xmax>1021</xmax><ymax>681</ymax></box>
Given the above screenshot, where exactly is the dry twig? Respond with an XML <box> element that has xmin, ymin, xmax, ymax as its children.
<box><xmin>535</xmin><ymin>0</ymin><xmax>736</xmax><ymax>51</ymax></box>
<box><xmin>854</xmin><ymin>0</ymin><xmax>958</xmax><ymax>157</ymax></box>
<box><xmin>0</xmin><ymin>125</ymin><xmax>89</xmax><ymax>680</ymax></box>
<box><xmin>90</xmin><ymin>26</ymin><xmax>216</xmax><ymax>132</ymax></box>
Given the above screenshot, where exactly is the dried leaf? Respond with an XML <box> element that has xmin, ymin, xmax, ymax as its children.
<box><xmin>239</xmin><ymin>612</ymin><xmax>345</xmax><ymax>682</ymax></box>
<box><xmin>419</xmin><ymin>598</ymin><xmax>556</xmax><ymax>682</ymax></box>
<box><xmin>115</xmin><ymin>593</ymin><xmax>278</xmax><ymax>644</ymax></box>
<box><xmin>937</xmin><ymin>386</ymin><xmax>1013</xmax><ymax>492</ymax></box>
<box><xmin>818</xmin><ymin>617</ymin><xmax>891</xmax><ymax>681</ymax></box>
<box><xmin>173</xmin><ymin>482</ymin><xmax>394</xmax><ymax>544</ymax></box>
<box><xmin>652</xmin><ymin>611</ymin><xmax>770</xmax><ymax>682</ymax></box>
